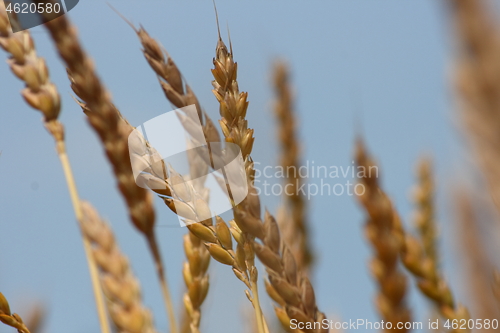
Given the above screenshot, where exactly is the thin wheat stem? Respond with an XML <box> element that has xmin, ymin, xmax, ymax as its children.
<box><xmin>57</xmin><ymin>146</ymin><xmax>111</xmax><ymax>333</ymax></box>
<box><xmin>250</xmin><ymin>275</ymin><xmax>266</xmax><ymax>333</ymax></box>
<box><xmin>146</xmin><ymin>232</ymin><xmax>178</xmax><ymax>333</ymax></box>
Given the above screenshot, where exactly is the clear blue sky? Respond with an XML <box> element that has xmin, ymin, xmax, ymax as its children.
<box><xmin>0</xmin><ymin>1</ymin><xmax>467</xmax><ymax>332</ymax></box>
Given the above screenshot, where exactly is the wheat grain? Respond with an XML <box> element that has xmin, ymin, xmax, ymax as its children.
<box><xmin>272</xmin><ymin>61</ymin><xmax>313</xmax><ymax>273</ymax></box>
<box><xmin>80</xmin><ymin>201</ymin><xmax>157</xmax><ymax>333</ymax></box>
<box><xmin>354</xmin><ymin>139</ymin><xmax>412</xmax><ymax>331</ymax></box>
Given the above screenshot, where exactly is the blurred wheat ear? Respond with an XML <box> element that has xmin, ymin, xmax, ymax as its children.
<box><xmin>81</xmin><ymin>202</ymin><xmax>158</xmax><ymax>333</ymax></box>
<box><xmin>354</xmin><ymin>139</ymin><xmax>413</xmax><ymax>331</ymax></box>
<box><xmin>272</xmin><ymin>61</ymin><xmax>313</xmax><ymax>274</ymax></box>
<box><xmin>450</xmin><ymin>0</ymin><xmax>500</xmax><ymax>216</ymax></box>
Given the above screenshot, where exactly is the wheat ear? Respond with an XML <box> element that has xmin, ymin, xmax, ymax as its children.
<box><xmin>32</xmin><ymin>8</ymin><xmax>177</xmax><ymax>333</ymax></box>
<box><xmin>0</xmin><ymin>5</ymin><xmax>111</xmax><ymax>333</ymax></box>
<box><xmin>80</xmin><ymin>202</ymin><xmax>157</xmax><ymax>333</ymax></box>
<box><xmin>449</xmin><ymin>0</ymin><xmax>500</xmax><ymax>215</ymax></box>
<box><xmin>272</xmin><ymin>61</ymin><xmax>313</xmax><ymax>273</ymax></box>
<box><xmin>402</xmin><ymin>164</ymin><xmax>470</xmax><ymax>331</ymax></box>
<box><xmin>354</xmin><ymin>139</ymin><xmax>412</xmax><ymax>331</ymax></box>
<box><xmin>126</xmin><ymin>23</ymin><xmax>221</xmax><ymax>332</ymax></box>
<box><xmin>211</xmin><ymin>32</ymin><xmax>327</xmax><ymax>333</ymax></box>
<box><xmin>211</xmin><ymin>31</ymin><xmax>271</xmax><ymax>333</ymax></box>
<box><xmin>0</xmin><ymin>293</ymin><xmax>31</xmax><ymax>333</ymax></box>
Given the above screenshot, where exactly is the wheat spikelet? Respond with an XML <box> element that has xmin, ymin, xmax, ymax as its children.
<box><xmin>354</xmin><ymin>139</ymin><xmax>412</xmax><ymax>331</ymax></box>
<box><xmin>80</xmin><ymin>201</ymin><xmax>157</xmax><ymax>333</ymax></box>
<box><xmin>32</xmin><ymin>8</ymin><xmax>178</xmax><ymax>333</ymax></box>
<box><xmin>450</xmin><ymin>0</ymin><xmax>500</xmax><ymax>215</ymax></box>
<box><xmin>0</xmin><ymin>293</ymin><xmax>31</xmax><ymax>333</ymax></box>
<box><xmin>272</xmin><ymin>61</ymin><xmax>313</xmax><ymax>273</ymax></box>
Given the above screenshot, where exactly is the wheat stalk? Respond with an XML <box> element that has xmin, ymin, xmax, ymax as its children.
<box><xmin>354</xmin><ymin>139</ymin><xmax>412</xmax><ymax>331</ymax></box>
<box><xmin>80</xmin><ymin>201</ymin><xmax>158</xmax><ymax>333</ymax></box>
<box><xmin>0</xmin><ymin>293</ymin><xmax>31</xmax><ymax>333</ymax></box>
<box><xmin>32</xmin><ymin>7</ymin><xmax>177</xmax><ymax>333</ymax></box>
<box><xmin>449</xmin><ymin>0</ymin><xmax>500</xmax><ymax>216</ymax></box>
<box><xmin>0</xmin><ymin>5</ymin><xmax>110</xmax><ymax>332</ymax></box>
<box><xmin>272</xmin><ymin>61</ymin><xmax>313</xmax><ymax>273</ymax></box>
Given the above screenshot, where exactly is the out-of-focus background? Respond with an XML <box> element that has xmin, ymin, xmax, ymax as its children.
<box><xmin>0</xmin><ymin>1</ymin><xmax>478</xmax><ymax>332</ymax></box>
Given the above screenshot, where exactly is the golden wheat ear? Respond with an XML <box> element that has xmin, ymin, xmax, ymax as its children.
<box><xmin>80</xmin><ymin>201</ymin><xmax>158</xmax><ymax>333</ymax></box>
<box><xmin>209</xmin><ymin>30</ymin><xmax>328</xmax><ymax>333</ymax></box>
<box><xmin>354</xmin><ymin>139</ymin><xmax>413</xmax><ymax>331</ymax></box>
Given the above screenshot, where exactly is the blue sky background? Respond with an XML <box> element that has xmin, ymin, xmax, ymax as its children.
<box><xmin>0</xmin><ymin>1</ymin><xmax>474</xmax><ymax>332</ymax></box>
